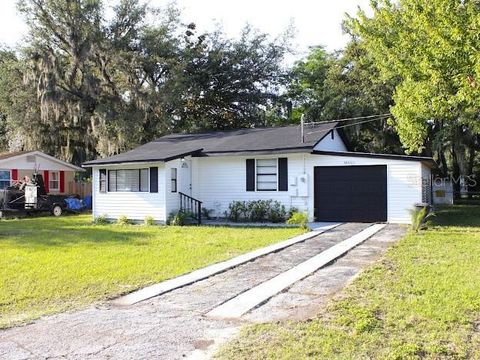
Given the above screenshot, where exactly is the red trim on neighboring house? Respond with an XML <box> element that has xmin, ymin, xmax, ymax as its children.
<box><xmin>60</xmin><ymin>171</ymin><xmax>65</xmax><ymax>193</ymax></box>
<box><xmin>11</xmin><ymin>169</ymin><xmax>18</xmax><ymax>181</ymax></box>
<box><xmin>43</xmin><ymin>170</ymin><xmax>49</xmax><ymax>193</ymax></box>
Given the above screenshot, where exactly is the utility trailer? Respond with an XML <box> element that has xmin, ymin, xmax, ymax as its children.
<box><xmin>0</xmin><ymin>173</ymin><xmax>69</xmax><ymax>218</ymax></box>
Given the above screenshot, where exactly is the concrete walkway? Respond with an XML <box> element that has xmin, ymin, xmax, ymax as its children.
<box><xmin>0</xmin><ymin>223</ymin><xmax>405</xmax><ymax>360</ymax></box>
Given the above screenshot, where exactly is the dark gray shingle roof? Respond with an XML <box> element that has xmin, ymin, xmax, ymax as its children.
<box><xmin>83</xmin><ymin>123</ymin><xmax>337</xmax><ymax>165</ymax></box>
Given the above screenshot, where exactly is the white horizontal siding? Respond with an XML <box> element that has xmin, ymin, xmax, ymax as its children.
<box><xmin>194</xmin><ymin>153</ymin><xmax>423</xmax><ymax>224</ymax></box>
<box><xmin>313</xmin><ymin>129</ymin><xmax>348</xmax><ymax>152</ymax></box>
<box><xmin>92</xmin><ymin>152</ymin><xmax>424</xmax><ymax>224</ymax></box>
<box><xmin>164</xmin><ymin>159</ymin><xmax>182</xmax><ymax>217</ymax></box>
<box><xmin>92</xmin><ymin>164</ymin><xmax>166</xmax><ymax>222</ymax></box>
<box><xmin>387</xmin><ymin>163</ymin><xmax>422</xmax><ymax>223</ymax></box>
<box><xmin>195</xmin><ymin>154</ymin><xmax>307</xmax><ymax>218</ymax></box>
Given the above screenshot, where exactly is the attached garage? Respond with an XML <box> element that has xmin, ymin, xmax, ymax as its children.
<box><xmin>309</xmin><ymin>151</ymin><xmax>435</xmax><ymax>224</ymax></box>
<box><xmin>314</xmin><ymin>165</ymin><xmax>387</xmax><ymax>222</ymax></box>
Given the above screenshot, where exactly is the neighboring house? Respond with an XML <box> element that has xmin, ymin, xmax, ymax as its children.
<box><xmin>83</xmin><ymin>123</ymin><xmax>434</xmax><ymax>224</ymax></box>
<box><xmin>0</xmin><ymin>151</ymin><xmax>84</xmax><ymax>194</ymax></box>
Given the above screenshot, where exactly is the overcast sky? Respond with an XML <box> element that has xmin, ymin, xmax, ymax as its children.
<box><xmin>0</xmin><ymin>0</ymin><xmax>371</xmax><ymax>60</ymax></box>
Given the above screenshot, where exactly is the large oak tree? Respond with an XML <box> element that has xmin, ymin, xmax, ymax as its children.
<box><xmin>0</xmin><ymin>0</ymin><xmax>291</xmax><ymax>164</ymax></box>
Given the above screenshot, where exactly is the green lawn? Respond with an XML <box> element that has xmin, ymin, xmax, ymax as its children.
<box><xmin>218</xmin><ymin>206</ymin><xmax>480</xmax><ymax>359</ymax></box>
<box><xmin>0</xmin><ymin>215</ymin><xmax>303</xmax><ymax>329</ymax></box>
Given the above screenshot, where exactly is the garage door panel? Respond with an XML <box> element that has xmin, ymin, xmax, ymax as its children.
<box><xmin>314</xmin><ymin>166</ymin><xmax>387</xmax><ymax>222</ymax></box>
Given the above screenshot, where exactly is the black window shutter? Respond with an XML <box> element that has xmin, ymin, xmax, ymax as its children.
<box><xmin>99</xmin><ymin>169</ymin><xmax>106</xmax><ymax>193</ymax></box>
<box><xmin>246</xmin><ymin>159</ymin><xmax>255</xmax><ymax>191</ymax></box>
<box><xmin>278</xmin><ymin>158</ymin><xmax>288</xmax><ymax>191</ymax></box>
<box><xmin>149</xmin><ymin>167</ymin><xmax>158</xmax><ymax>193</ymax></box>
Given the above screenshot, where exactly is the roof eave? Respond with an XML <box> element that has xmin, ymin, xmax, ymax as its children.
<box><xmin>35</xmin><ymin>152</ymin><xmax>86</xmax><ymax>172</ymax></box>
<box><xmin>311</xmin><ymin>150</ymin><xmax>436</xmax><ymax>166</ymax></box>
<box><xmin>308</xmin><ymin>122</ymin><xmax>339</xmax><ymax>148</ymax></box>
<box><xmin>82</xmin><ymin>149</ymin><xmax>204</xmax><ymax>167</ymax></box>
<box><xmin>0</xmin><ymin>150</ymin><xmax>85</xmax><ymax>172</ymax></box>
<box><xmin>198</xmin><ymin>146</ymin><xmax>314</xmax><ymax>157</ymax></box>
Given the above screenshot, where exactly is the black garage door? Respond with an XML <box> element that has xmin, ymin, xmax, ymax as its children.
<box><xmin>314</xmin><ymin>165</ymin><xmax>387</xmax><ymax>222</ymax></box>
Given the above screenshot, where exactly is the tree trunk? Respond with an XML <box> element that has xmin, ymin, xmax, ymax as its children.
<box><xmin>438</xmin><ymin>147</ymin><xmax>449</xmax><ymax>177</ymax></box>
<box><xmin>451</xmin><ymin>142</ymin><xmax>461</xmax><ymax>199</ymax></box>
<box><xmin>467</xmin><ymin>145</ymin><xmax>476</xmax><ymax>199</ymax></box>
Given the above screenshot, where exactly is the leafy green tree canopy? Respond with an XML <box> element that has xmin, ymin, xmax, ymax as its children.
<box><xmin>348</xmin><ymin>0</ymin><xmax>480</xmax><ymax>153</ymax></box>
<box><xmin>288</xmin><ymin>41</ymin><xmax>401</xmax><ymax>154</ymax></box>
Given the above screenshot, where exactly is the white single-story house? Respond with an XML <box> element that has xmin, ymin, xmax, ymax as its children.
<box><xmin>83</xmin><ymin>122</ymin><xmax>434</xmax><ymax>224</ymax></box>
<box><xmin>0</xmin><ymin>150</ymin><xmax>84</xmax><ymax>194</ymax></box>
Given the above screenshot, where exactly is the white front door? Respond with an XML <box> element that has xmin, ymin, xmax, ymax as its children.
<box><xmin>179</xmin><ymin>159</ymin><xmax>192</xmax><ymax>195</ymax></box>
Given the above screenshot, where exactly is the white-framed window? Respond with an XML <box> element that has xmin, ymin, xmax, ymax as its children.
<box><xmin>108</xmin><ymin>169</ymin><xmax>149</xmax><ymax>192</ymax></box>
<box><xmin>256</xmin><ymin>159</ymin><xmax>278</xmax><ymax>191</ymax></box>
<box><xmin>49</xmin><ymin>171</ymin><xmax>60</xmax><ymax>191</ymax></box>
<box><xmin>0</xmin><ymin>170</ymin><xmax>11</xmax><ymax>189</ymax></box>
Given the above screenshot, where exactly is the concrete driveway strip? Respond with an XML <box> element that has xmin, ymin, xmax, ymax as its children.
<box><xmin>113</xmin><ymin>222</ymin><xmax>340</xmax><ymax>306</ymax></box>
<box><xmin>243</xmin><ymin>224</ymin><xmax>406</xmax><ymax>323</ymax></box>
<box><xmin>207</xmin><ymin>223</ymin><xmax>386</xmax><ymax>319</ymax></box>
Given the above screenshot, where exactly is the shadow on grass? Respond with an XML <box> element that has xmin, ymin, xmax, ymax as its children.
<box><xmin>0</xmin><ymin>214</ymin><xmax>299</xmax><ymax>248</ymax></box>
<box><xmin>0</xmin><ymin>221</ymin><xmax>160</xmax><ymax>247</ymax></box>
<box><xmin>433</xmin><ymin>205</ymin><xmax>480</xmax><ymax>228</ymax></box>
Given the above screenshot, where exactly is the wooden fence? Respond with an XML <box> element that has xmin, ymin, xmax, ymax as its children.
<box><xmin>67</xmin><ymin>181</ymin><xmax>92</xmax><ymax>197</ymax></box>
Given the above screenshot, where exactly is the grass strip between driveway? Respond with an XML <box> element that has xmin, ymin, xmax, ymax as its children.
<box><xmin>0</xmin><ymin>215</ymin><xmax>303</xmax><ymax>329</ymax></box>
<box><xmin>217</xmin><ymin>205</ymin><xmax>480</xmax><ymax>359</ymax></box>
